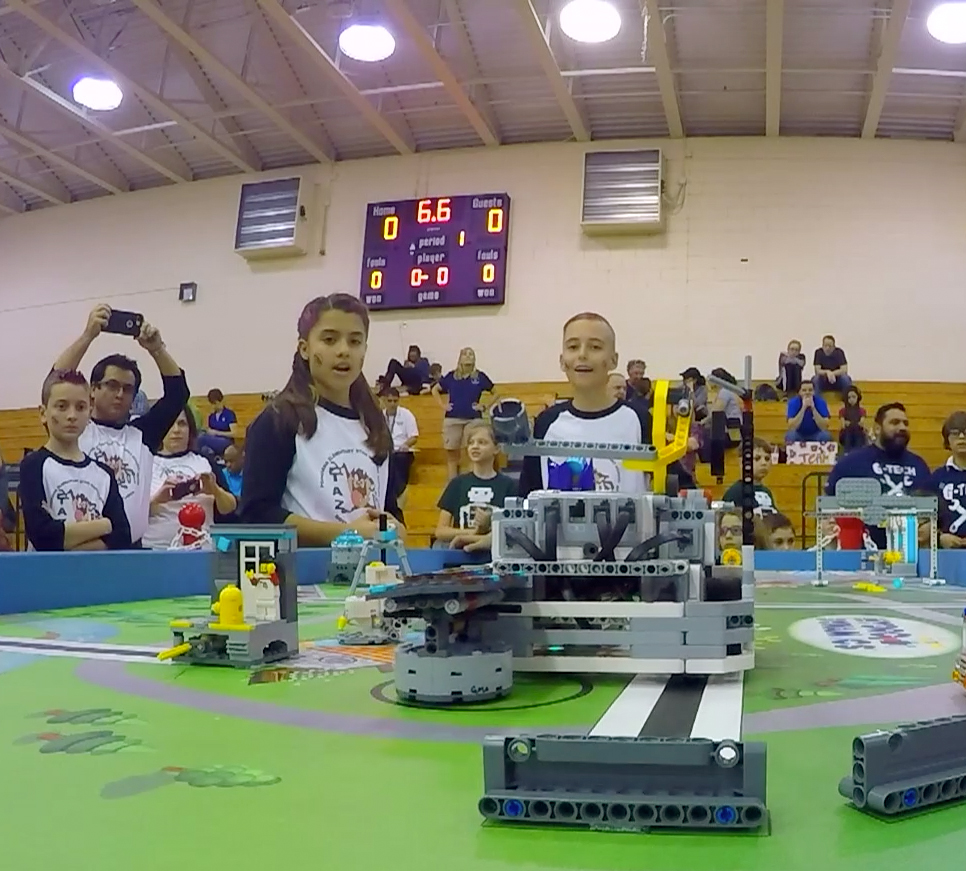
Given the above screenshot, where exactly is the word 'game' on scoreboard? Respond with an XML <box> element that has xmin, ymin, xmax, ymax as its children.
<box><xmin>359</xmin><ymin>193</ymin><xmax>511</xmax><ymax>311</ymax></box>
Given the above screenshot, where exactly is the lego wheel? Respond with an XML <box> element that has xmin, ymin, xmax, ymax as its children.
<box><xmin>721</xmin><ymin>548</ymin><xmax>742</xmax><ymax>566</ymax></box>
<box><xmin>665</xmin><ymin>473</ymin><xmax>680</xmax><ymax>497</ymax></box>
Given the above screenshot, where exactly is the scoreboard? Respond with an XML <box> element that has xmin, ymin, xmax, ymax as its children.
<box><xmin>359</xmin><ymin>193</ymin><xmax>511</xmax><ymax>311</ymax></box>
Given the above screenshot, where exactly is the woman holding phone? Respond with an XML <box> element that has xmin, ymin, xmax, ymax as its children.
<box><xmin>143</xmin><ymin>406</ymin><xmax>236</xmax><ymax>550</ymax></box>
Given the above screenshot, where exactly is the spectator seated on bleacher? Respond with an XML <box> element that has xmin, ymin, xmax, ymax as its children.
<box><xmin>608</xmin><ymin>373</ymin><xmax>626</xmax><ymax>403</ymax></box>
<box><xmin>838</xmin><ymin>385</ymin><xmax>868</xmax><ymax>454</ymax></box>
<box><xmin>776</xmin><ymin>339</ymin><xmax>806</xmax><ymax>397</ymax></box>
<box><xmin>0</xmin><ymin>449</ymin><xmax>14</xmax><ymax>537</ymax></box>
<box><xmin>722</xmin><ymin>437</ymin><xmax>776</xmax><ymax>515</ymax></box>
<box><xmin>680</xmin><ymin>367</ymin><xmax>708</xmax><ymax>421</ymax></box>
<box><xmin>625</xmin><ymin>359</ymin><xmax>649</xmax><ymax>402</ymax></box>
<box><xmin>812</xmin><ymin>334</ymin><xmax>852</xmax><ymax>400</ymax></box>
<box><xmin>221</xmin><ymin>445</ymin><xmax>244</xmax><ymax>499</ymax></box>
<box><xmin>196</xmin><ymin>388</ymin><xmax>238</xmax><ymax>457</ymax></box>
<box><xmin>377</xmin><ymin>344</ymin><xmax>432</xmax><ymax>396</ymax></box>
<box><xmin>434</xmin><ymin>421</ymin><xmax>516</xmax><ymax>555</ymax></box>
<box><xmin>785</xmin><ymin>381</ymin><xmax>831</xmax><ymax>443</ymax></box>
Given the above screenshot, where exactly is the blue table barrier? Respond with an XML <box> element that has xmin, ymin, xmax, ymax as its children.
<box><xmin>0</xmin><ymin>548</ymin><xmax>473</xmax><ymax>616</ymax></box>
<box><xmin>2</xmin><ymin>547</ymin><xmax>966</xmax><ymax>616</ymax></box>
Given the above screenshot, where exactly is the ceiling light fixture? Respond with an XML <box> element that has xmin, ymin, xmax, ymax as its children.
<box><xmin>338</xmin><ymin>22</ymin><xmax>396</xmax><ymax>62</ymax></box>
<box><xmin>559</xmin><ymin>0</ymin><xmax>622</xmax><ymax>44</ymax></box>
<box><xmin>72</xmin><ymin>76</ymin><xmax>123</xmax><ymax>111</ymax></box>
<box><xmin>927</xmin><ymin>2</ymin><xmax>966</xmax><ymax>44</ymax></box>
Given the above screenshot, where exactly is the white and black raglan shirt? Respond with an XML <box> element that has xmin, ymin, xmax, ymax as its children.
<box><xmin>239</xmin><ymin>399</ymin><xmax>398</xmax><ymax>527</ymax></box>
<box><xmin>19</xmin><ymin>448</ymin><xmax>132</xmax><ymax>551</ymax></box>
<box><xmin>79</xmin><ymin>371</ymin><xmax>190</xmax><ymax>544</ymax></box>
<box><xmin>518</xmin><ymin>400</ymin><xmax>654</xmax><ymax>497</ymax></box>
<box><xmin>142</xmin><ymin>450</ymin><xmax>232</xmax><ymax>550</ymax></box>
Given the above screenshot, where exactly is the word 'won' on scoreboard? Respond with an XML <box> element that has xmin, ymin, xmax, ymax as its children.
<box><xmin>359</xmin><ymin>193</ymin><xmax>511</xmax><ymax>311</ymax></box>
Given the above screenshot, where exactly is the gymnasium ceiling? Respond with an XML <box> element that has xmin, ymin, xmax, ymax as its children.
<box><xmin>0</xmin><ymin>0</ymin><xmax>964</xmax><ymax>214</ymax></box>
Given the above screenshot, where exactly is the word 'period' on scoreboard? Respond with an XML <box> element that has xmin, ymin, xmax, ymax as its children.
<box><xmin>359</xmin><ymin>193</ymin><xmax>511</xmax><ymax>311</ymax></box>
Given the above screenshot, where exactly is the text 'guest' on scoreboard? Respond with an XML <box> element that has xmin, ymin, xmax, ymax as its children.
<box><xmin>359</xmin><ymin>193</ymin><xmax>511</xmax><ymax>311</ymax></box>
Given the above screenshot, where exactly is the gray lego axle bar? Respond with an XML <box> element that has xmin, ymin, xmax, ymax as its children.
<box><xmin>480</xmin><ymin>733</ymin><xmax>768</xmax><ymax>832</ymax></box>
<box><xmin>500</xmin><ymin>439</ymin><xmax>658</xmax><ymax>461</ymax></box>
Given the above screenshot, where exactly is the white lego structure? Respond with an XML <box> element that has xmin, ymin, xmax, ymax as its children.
<box><xmin>245</xmin><ymin>563</ymin><xmax>281</xmax><ymax>623</ymax></box>
<box><xmin>338</xmin><ymin>562</ymin><xmax>407</xmax><ymax>645</ymax></box>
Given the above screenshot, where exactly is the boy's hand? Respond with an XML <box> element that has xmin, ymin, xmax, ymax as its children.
<box><xmin>463</xmin><ymin>533</ymin><xmax>492</xmax><ymax>553</ymax></box>
<box><xmin>940</xmin><ymin>533</ymin><xmax>964</xmax><ymax>548</ymax></box>
<box><xmin>472</xmin><ymin>402</ymin><xmax>486</xmax><ymax>413</ymax></box>
<box><xmin>84</xmin><ymin>304</ymin><xmax>111</xmax><ymax>340</ymax></box>
<box><xmin>137</xmin><ymin>322</ymin><xmax>165</xmax><ymax>355</ymax></box>
<box><xmin>451</xmin><ymin>533</ymin><xmax>481</xmax><ymax>549</ymax></box>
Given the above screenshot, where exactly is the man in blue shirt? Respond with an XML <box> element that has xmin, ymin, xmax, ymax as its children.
<box><xmin>921</xmin><ymin>411</ymin><xmax>966</xmax><ymax>548</ymax></box>
<box><xmin>197</xmin><ymin>388</ymin><xmax>237</xmax><ymax>456</ymax></box>
<box><xmin>825</xmin><ymin>402</ymin><xmax>931</xmax><ymax>548</ymax></box>
<box><xmin>785</xmin><ymin>381</ymin><xmax>831</xmax><ymax>442</ymax></box>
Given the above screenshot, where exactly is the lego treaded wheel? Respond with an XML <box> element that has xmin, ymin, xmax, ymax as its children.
<box><xmin>721</xmin><ymin>548</ymin><xmax>742</xmax><ymax>566</ymax></box>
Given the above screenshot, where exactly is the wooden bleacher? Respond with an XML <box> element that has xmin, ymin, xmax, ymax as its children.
<box><xmin>2</xmin><ymin>381</ymin><xmax>963</xmax><ymax>549</ymax></box>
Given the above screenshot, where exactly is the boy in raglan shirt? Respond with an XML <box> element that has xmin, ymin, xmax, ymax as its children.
<box><xmin>19</xmin><ymin>370</ymin><xmax>131</xmax><ymax>551</ymax></box>
<box><xmin>920</xmin><ymin>411</ymin><xmax>966</xmax><ymax>548</ymax></box>
<box><xmin>51</xmin><ymin>304</ymin><xmax>189</xmax><ymax>546</ymax></box>
<box><xmin>825</xmin><ymin>402</ymin><xmax>930</xmax><ymax>548</ymax></box>
<box><xmin>518</xmin><ymin>312</ymin><xmax>653</xmax><ymax>496</ymax></box>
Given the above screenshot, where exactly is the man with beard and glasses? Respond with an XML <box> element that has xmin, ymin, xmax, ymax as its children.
<box><xmin>824</xmin><ymin>402</ymin><xmax>930</xmax><ymax>548</ymax></box>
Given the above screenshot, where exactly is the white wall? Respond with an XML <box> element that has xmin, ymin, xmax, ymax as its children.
<box><xmin>1</xmin><ymin>136</ymin><xmax>965</xmax><ymax>409</ymax></box>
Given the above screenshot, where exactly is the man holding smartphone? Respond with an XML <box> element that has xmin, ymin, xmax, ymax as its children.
<box><xmin>51</xmin><ymin>304</ymin><xmax>190</xmax><ymax>546</ymax></box>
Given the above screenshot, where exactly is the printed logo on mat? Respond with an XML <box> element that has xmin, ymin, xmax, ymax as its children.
<box><xmin>789</xmin><ymin>615</ymin><xmax>959</xmax><ymax>658</ymax></box>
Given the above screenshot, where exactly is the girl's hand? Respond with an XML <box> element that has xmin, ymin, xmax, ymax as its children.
<box><xmin>152</xmin><ymin>481</ymin><xmax>175</xmax><ymax>506</ymax></box>
<box><xmin>199</xmin><ymin>473</ymin><xmax>218</xmax><ymax>496</ymax></box>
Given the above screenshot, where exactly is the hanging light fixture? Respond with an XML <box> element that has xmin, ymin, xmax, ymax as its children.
<box><xmin>72</xmin><ymin>76</ymin><xmax>123</xmax><ymax>111</ymax></box>
<box><xmin>559</xmin><ymin>0</ymin><xmax>622</xmax><ymax>44</ymax></box>
<box><xmin>338</xmin><ymin>21</ymin><xmax>396</xmax><ymax>62</ymax></box>
<box><xmin>927</xmin><ymin>2</ymin><xmax>966</xmax><ymax>44</ymax></box>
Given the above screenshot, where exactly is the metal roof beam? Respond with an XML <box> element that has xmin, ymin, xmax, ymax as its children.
<box><xmin>384</xmin><ymin>0</ymin><xmax>498</xmax><ymax>146</ymax></box>
<box><xmin>5</xmin><ymin>0</ymin><xmax>257</xmax><ymax>173</ymax></box>
<box><xmin>0</xmin><ymin>160</ymin><xmax>68</xmax><ymax>204</ymax></box>
<box><xmin>130</xmin><ymin>0</ymin><xmax>333</xmax><ymax>163</ymax></box>
<box><xmin>513</xmin><ymin>0</ymin><xmax>589</xmax><ymax>141</ymax></box>
<box><xmin>861</xmin><ymin>0</ymin><xmax>912</xmax><ymax>139</ymax></box>
<box><xmin>255</xmin><ymin>0</ymin><xmax>414</xmax><ymax>155</ymax></box>
<box><xmin>643</xmin><ymin>0</ymin><xmax>684</xmax><ymax>138</ymax></box>
<box><xmin>765</xmin><ymin>0</ymin><xmax>784</xmax><ymax>136</ymax></box>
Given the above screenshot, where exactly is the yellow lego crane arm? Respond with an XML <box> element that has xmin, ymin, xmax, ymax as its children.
<box><xmin>622</xmin><ymin>379</ymin><xmax>692</xmax><ymax>493</ymax></box>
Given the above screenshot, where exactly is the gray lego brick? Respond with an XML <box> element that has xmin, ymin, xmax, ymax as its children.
<box><xmin>684</xmin><ymin>600</ymin><xmax>755</xmax><ymax>619</ymax></box>
<box><xmin>529</xmin><ymin>629</ymin><xmax>683</xmax><ymax>646</ymax></box>
<box><xmin>501</xmin><ymin>439</ymin><xmax>658</xmax><ymax>461</ymax></box>
<box><xmin>479</xmin><ymin>791</ymin><xmax>767</xmax><ymax>830</ymax></box>
<box><xmin>480</xmin><ymin>734</ymin><xmax>768</xmax><ymax>831</ymax></box>
<box><xmin>493</xmin><ymin>559</ymin><xmax>690</xmax><ymax>577</ymax></box>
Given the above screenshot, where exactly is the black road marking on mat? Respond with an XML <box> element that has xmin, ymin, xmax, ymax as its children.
<box><xmin>637</xmin><ymin>674</ymin><xmax>709</xmax><ymax>737</ymax></box>
<box><xmin>370</xmin><ymin>677</ymin><xmax>594</xmax><ymax>711</ymax></box>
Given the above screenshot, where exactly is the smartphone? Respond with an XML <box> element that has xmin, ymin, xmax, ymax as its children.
<box><xmin>105</xmin><ymin>309</ymin><xmax>144</xmax><ymax>337</ymax></box>
<box><xmin>171</xmin><ymin>478</ymin><xmax>201</xmax><ymax>500</ymax></box>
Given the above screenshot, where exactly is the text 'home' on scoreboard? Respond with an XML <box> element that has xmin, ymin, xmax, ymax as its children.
<box><xmin>359</xmin><ymin>193</ymin><xmax>511</xmax><ymax>311</ymax></box>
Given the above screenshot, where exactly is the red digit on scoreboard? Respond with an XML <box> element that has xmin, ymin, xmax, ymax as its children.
<box><xmin>436</xmin><ymin>266</ymin><xmax>449</xmax><ymax>286</ymax></box>
<box><xmin>410</xmin><ymin>268</ymin><xmax>429</xmax><ymax>287</ymax></box>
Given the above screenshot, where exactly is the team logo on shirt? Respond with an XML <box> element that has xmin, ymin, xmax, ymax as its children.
<box><xmin>321</xmin><ymin>449</ymin><xmax>378</xmax><ymax>520</ymax></box>
<box><xmin>89</xmin><ymin>444</ymin><xmax>140</xmax><ymax>498</ymax></box>
<box><xmin>941</xmin><ymin>482</ymin><xmax>966</xmax><ymax>534</ymax></box>
<box><xmin>871</xmin><ymin>461</ymin><xmax>918</xmax><ymax>496</ymax></box>
<box><xmin>49</xmin><ymin>480</ymin><xmax>104</xmax><ymax>522</ymax></box>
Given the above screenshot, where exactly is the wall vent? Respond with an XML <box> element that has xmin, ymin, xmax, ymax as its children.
<box><xmin>234</xmin><ymin>177</ymin><xmax>312</xmax><ymax>259</ymax></box>
<box><xmin>580</xmin><ymin>149</ymin><xmax>664</xmax><ymax>235</ymax></box>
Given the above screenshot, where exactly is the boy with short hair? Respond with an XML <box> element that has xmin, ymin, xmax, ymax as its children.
<box><xmin>920</xmin><ymin>410</ymin><xmax>966</xmax><ymax>548</ymax></box>
<box><xmin>518</xmin><ymin>312</ymin><xmax>653</xmax><ymax>496</ymax></box>
<box><xmin>722</xmin><ymin>437</ymin><xmax>776</xmax><ymax>515</ymax></box>
<box><xmin>198</xmin><ymin>388</ymin><xmax>237</xmax><ymax>455</ymax></box>
<box><xmin>19</xmin><ymin>370</ymin><xmax>131</xmax><ymax>551</ymax></box>
<box><xmin>436</xmin><ymin>421</ymin><xmax>516</xmax><ymax>553</ymax></box>
<box><xmin>757</xmin><ymin>513</ymin><xmax>796</xmax><ymax>550</ymax></box>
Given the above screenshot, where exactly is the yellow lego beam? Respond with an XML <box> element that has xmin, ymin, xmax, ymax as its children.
<box><xmin>623</xmin><ymin>378</ymin><xmax>692</xmax><ymax>492</ymax></box>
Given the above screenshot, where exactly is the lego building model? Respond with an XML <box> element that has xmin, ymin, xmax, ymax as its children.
<box><xmin>158</xmin><ymin>525</ymin><xmax>299</xmax><ymax>668</ymax></box>
<box><xmin>839</xmin><ymin>717</ymin><xmax>966</xmax><ymax>817</ymax></box>
<box><xmin>327</xmin><ymin>531</ymin><xmax>365</xmax><ymax>585</ymax></box>
<box><xmin>813</xmin><ymin>479</ymin><xmax>944</xmax><ymax>587</ymax></box>
<box><xmin>336</xmin><ymin>518</ymin><xmax>415</xmax><ymax>645</ymax></box>
<box><xmin>480</xmin><ymin>734</ymin><xmax>768</xmax><ymax>831</ymax></box>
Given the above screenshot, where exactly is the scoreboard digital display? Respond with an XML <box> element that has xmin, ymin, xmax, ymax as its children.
<box><xmin>359</xmin><ymin>193</ymin><xmax>511</xmax><ymax>311</ymax></box>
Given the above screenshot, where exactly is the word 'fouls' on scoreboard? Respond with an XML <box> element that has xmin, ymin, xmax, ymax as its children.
<box><xmin>359</xmin><ymin>193</ymin><xmax>511</xmax><ymax>311</ymax></box>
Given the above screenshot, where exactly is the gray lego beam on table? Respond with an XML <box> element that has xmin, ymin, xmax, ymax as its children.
<box><xmin>500</xmin><ymin>439</ymin><xmax>658</xmax><ymax>461</ymax></box>
<box><xmin>480</xmin><ymin>734</ymin><xmax>768</xmax><ymax>831</ymax></box>
<box><xmin>492</xmin><ymin>559</ymin><xmax>690</xmax><ymax>576</ymax></box>
<box><xmin>839</xmin><ymin>716</ymin><xmax>966</xmax><ymax>817</ymax></box>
